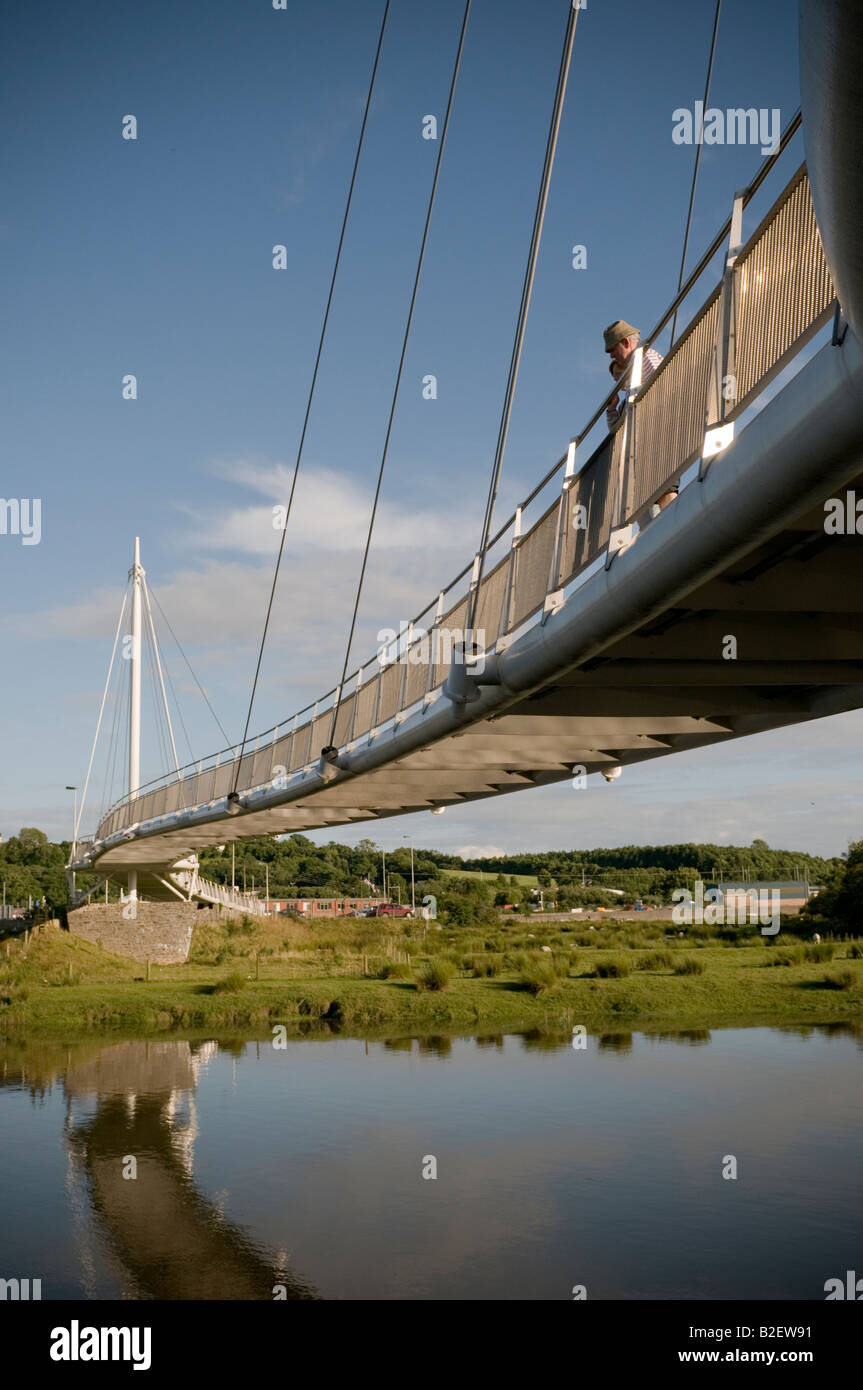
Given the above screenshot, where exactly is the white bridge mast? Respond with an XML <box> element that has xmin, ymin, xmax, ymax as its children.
<box><xmin>128</xmin><ymin>536</ymin><xmax>144</xmax><ymax>910</ymax></box>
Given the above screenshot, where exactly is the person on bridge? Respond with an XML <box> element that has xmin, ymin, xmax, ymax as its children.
<box><xmin>604</xmin><ymin>319</ymin><xmax>678</xmax><ymax>513</ymax></box>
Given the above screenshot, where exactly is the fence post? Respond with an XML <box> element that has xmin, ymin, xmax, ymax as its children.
<box><xmin>701</xmin><ymin>190</ymin><xmax>744</xmax><ymax>477</ymax></box>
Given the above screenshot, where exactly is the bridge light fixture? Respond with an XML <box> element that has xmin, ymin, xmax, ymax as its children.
<box><xmin>431</xmin><ymin>806</ymin><xmax>445</xmax><ymax>815</ymax></box>
<box><xmin>226</xmin><ymin>792</ymin><xmax>243</xmax><ymax>816</ymax></box>
<box><xmin>601</xmin><ymin>765</ymin><xmax>623</xmax><ymax>782</ymax></box>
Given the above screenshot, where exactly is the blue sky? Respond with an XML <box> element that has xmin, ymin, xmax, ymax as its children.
<box><xmin>4</xmin><ymin>0</ymin><xmax>855</xmax><ymax>860</ymax></box>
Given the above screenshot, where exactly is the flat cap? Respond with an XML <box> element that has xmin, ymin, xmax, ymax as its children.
<box><xmin>603</xmin><ymin>319</ymin><xmax>640</xmax><ymax>350</ymax></box>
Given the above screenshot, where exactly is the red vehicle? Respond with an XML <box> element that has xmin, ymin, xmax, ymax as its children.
<box><xmin>371</xmin><ymin>903</ymin><xmax>414</xmax><ymax>918</ymax></box>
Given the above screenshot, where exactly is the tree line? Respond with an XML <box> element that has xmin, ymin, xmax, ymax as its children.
<box><xmin>1</xmin><ymin>830</ymin><xmax>857</xmax><ymax>931</ymax></box>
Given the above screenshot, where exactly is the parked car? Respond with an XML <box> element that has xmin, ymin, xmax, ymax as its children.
<box><xmin>372</xmin><ymin>904</ymin><xmax>414</xmax><ymax>918</ymax></box>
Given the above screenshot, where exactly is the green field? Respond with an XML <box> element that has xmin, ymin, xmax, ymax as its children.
<box><xmin>438</xmin><ymin>868</ymin><xmax>540</xmax><ymax>888</ymax></box>
<box><xmin>1</xmin><ymin>913</ymin><xmax>860</xmax><ymax>1041</ymax></box>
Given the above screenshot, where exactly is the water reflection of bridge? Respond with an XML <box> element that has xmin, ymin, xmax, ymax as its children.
<box><xmin>4</xmin><ymin>1040</ymin><xmax>318</xmax><ymax>1300</ymax></box>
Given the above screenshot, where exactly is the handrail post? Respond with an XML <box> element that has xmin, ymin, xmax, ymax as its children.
<box><xmin>606</xmin><ymin>346</ymin><xmax>642</xmax><ymax>566</ymax></box>
<box><xmin>702</xmin><ymin>190</ymin><xmax>744</xmax><ymax>476</ymax></box>
<box><xmin>396</xmin><ymin>622</ymin><xmax>413</xmax><ymax>720</ymax></box>
<box><xmin>465</xmin><ymin>552</ymin><xmax>481</xmax><ymax>649</ymax></box>
<box><xmin>542</xmin><ymin>439</ymin><xmax>576</xmax><ymax>623</ymax></box>
<box><xmin>287</xmin><ymin>712</ymin><xmax>298</xmax><ymax>775</ymax></box>
<box><xmin>304</xmin><ymin>703</ymin><xmax>318</xmax><ymax>768</ymax></box>
<box><xmin>369</xmin><ymin>668</ymin><xmax>383</xmax><ymax>740</ymax></box>
<box><xmin>424</xmin><ymin>592</ymin><xmax>445</xmax><ymax>702</ymax></box>
<box><xmin>501</xmin><ymin>507</ymin><xmax>523</xmax><ymax>637</ymax></box>
<box><xmin>349</xmin><ymin>668</ymin><xmax>363</xmax><ymax>744</ymax></box>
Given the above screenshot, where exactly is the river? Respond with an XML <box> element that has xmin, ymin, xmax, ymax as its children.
<box><xmin>1</xmin><ymin>1023</ymin><xmax>860</xmax><ymax>1300</ymax></box>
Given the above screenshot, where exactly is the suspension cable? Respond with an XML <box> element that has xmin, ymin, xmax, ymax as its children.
<box><xmin>142</xmin><ymin>577</ymin><xmax>182</xmax><ymax>780</ymax></box>
<box><xmin>327</xmin><ymin>0</ymin><xmax>473</xmax><ymax>747</ymax></box>
<box><xmin>231</xmin><ymin>0</ymin><xmax>392</xmax><ymax>794</ymax></box>
<box><xmin>464</xmin><ymin>0</ymin><xmax>579</xmax><ymax>637</ymax></box>
<box><xmin>75</xmin><ymin>586</ymin><xmax>128</xmax><ymax>848</ymax></box>
<box><xmin>669</xmin><ymin>0</ymin><xmax>722</xmax><ymax>347</ymax></box>
<box><xmin>101</xmin><ymin>637</ymin><xmax>129</xmax><ymax>820</ymax></box>
<box><xmin>147</xmin><ymin>584</ymin><xmax>231</xmax><ymax>747</ymax></box>
<box><xmin>146</xmin><ymin>593</ymin><xmax>197</xmax><ymax>767</ymax></box>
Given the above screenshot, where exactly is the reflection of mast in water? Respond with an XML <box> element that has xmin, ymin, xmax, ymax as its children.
<box><xmin>62</xmin><ymin>1040</ymin><xmax>318</xmax><ymax>1301</ymax></box>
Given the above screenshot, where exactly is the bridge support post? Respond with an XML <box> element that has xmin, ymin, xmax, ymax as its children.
<box><xmin>701</xmin><ymin>191</ymin><xmax>744</xmax><ymax>475</ymax></box>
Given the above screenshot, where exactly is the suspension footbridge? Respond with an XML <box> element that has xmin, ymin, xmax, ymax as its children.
<box><xmin>69</xmin><ymin>0</ymin><xmax>863</xmax><ymax>915</ymax></box>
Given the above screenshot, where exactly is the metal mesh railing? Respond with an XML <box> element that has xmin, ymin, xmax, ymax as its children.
<box><xmin>631</xmin><ymin>287</ymin><xmax>721</xmax><ymax>510</ymax></box>
<box><xmin>93</xmin><ymin>160</ymin><xmax>837</xmax><ymax>847</ymax></box>
<box><xmin>733</xmin><ymin>166</ymin><xmax>834</xmax><ymax>410</ymax></box>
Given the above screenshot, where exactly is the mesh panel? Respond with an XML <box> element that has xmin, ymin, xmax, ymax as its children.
<box><xmin>234</xmin><ymin>749</ymin><xmax>258</xmax><ymax>792</ymax></box>
<box><xmin>432</xmin><ymin>595</ymin><xmax>468</xmax><ymax>687</ymax></box>
<box><xmin>164</xmin><ymin>783</ymin><xmax>184</xmax><ymax>814</ymax></box>
<box><xmin>250</xmin><ymin>747</ymin><xmax>272</xmax><ymax>788</ymax></box>
<box><xmin>212</xmin><ymin>764</ymin><xmax>234</xmax><ymax>799</ymax></box>
<box><xmin>311</xmin><ymin>711</ymin><xmax>332</xmax><ymax>757</ymax></box>
<box><xmin>376</xmin><ymin>663</ymin><xmax>402</xmax><ymax>725</ymax></box>
<box><xmin>510</xmin><ymin>504</ymin><xmax>558</xmax><ymax>629</ymax></box>
<box><xmin>187</xmin><ymin>775</ymin><xmax>203</xmax><ymax>807</ymax></box>
<box><xmin>332</xmin><ymin>693</ymin><xmax>355</xmax><ymax>746</ymax></box>
<box><xmin>271</xmin><ymin>733</ymin><xmax>293</xmax><ymax>778</ymax></box>
<box><xmin>353</xmin><ymin>673</ymin><xmax>379</xmax><ymax>740</ymax></box>
<box><xmin>292</xmin><ymin>717</ymin><xmax>314</xmax><ymax>766</ymax></box>
<box><xmin>560</xmin><ymin>436</ymin><xmax>614</xmax><ymax>581</ymax></box>
<box><xmin>631</xmin><ymin>290</ymin><xmax>720</xmax><ymax>512</ymax></box>
<box><xmin>473</xmin><ymin>556</ymin><xmax>509</xmax><ymax>646</ymax></box>
<box><xmin>734</xmin><ymin>169</ymin><xmax>834</xmax><ymax>405</ymax></box>
<box><xmin>404</xmin><ymin>654</ymin><xmax>428</xmax><ymax>707</ymax></box>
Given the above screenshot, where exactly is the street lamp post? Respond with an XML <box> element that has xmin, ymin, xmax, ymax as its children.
<box><xmin>381</xmin><ymin>847</ymin><xmax>387</xmax><ymax>902</ymax></box>
<box><xmin>403</xmin><ymin>835</ymin><xmax>415</xmax><ymax>913</ymax></box>
<box><xmin>65</xmin><ymin>785</ymin><xmax>78</xmax><ymax>896</ymax></box>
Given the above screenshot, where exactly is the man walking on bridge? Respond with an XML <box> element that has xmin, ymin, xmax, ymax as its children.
<box><xmin>604</xmin><ymin>319</ymin><xmax>678</xmax><ymax>513</ymax></box>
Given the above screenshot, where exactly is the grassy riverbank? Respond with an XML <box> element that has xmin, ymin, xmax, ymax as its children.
<box><xmin>2</xmin><ymin>910</ymin><xmax>861</xmax><ymax>1041</ymax></box>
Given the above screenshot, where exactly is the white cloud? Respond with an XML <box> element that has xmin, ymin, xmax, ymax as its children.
<box><xmin>178</xmin><ymin>461</ymin><xmax>478</xmax><ymax>556</ymax></box>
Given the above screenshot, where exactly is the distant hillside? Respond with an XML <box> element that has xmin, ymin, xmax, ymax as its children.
<box><xmin>454</xmin><ymin>843</ymin><xmax>837</xmax><ymax>883</ymax></box>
